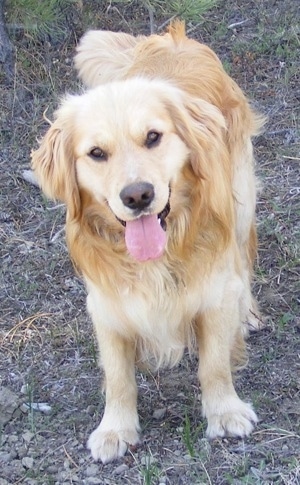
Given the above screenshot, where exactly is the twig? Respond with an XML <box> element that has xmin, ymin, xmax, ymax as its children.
<box><xmin>228</xmin><ymin>19</ymin><xmax>249</xmax><ymax>29</ymax></box>
<box><xmin>253</xmin><ymin>427</ymin><xmax>300</xmax><ymax>439</ymax></box>
<box><xmin>2</xmin><ymin>313</ymin><xmax>52</xmax><ymax>342</ymax></box>
<box><xmin>148</xmin><ymin>6</ymin><xmax>155</xmax><ymax>34</ymax></box>
<box><xmin>110</xmin><ymin>6</ymin><xmax>131</xmax><ymax>29</ymax></box>
<box><xmin>63</xmin><ymin>444</ymin><xmax>79</xmax><ymax>469</ymax></box>
<box><xmin>157</xmin><ymin>15</ymin><xmax>177</xmax><ymax>32</ymax></box>
<box><xmin>186</xmin><ymin>22</ymin><xmax>203</xmax><ymax>34</ymax></box>
<box><xmin>43</xmin><ymin>106</ymin><xmax>53</xmax><ymax>125</ymax></box>
<box><xmin>47</xmin><ymin>203</ymin><xmax>65</xmax><ymax>211</ymax></box>
<box><xmin>50</xmin><ymin>226</ymin><xmax>65</xmax><ymax>243</ymax></box>
<box><xmin>143</xmin><ymin>0</ymin><xmax>155</xmax><ymax>34</ymax></box>
<box><xmin>282</xmin><ymin>155</ymin><xmax>300</xmax><ymax>161</ymax></box>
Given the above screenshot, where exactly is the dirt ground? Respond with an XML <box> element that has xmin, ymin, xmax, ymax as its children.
<box><xmin>0</xmin><ymin>0</ymin><xmax>299</xmax><ymax>484</ymax></box>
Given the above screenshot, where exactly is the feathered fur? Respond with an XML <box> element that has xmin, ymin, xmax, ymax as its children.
<box><xmin>32</xmin><ymin>21</ymin><xmax>264</xmax><ymax>464</ymax></box>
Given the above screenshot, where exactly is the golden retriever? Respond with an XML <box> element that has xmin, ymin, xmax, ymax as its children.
<box><xmin>31</xmin><ymin>21</ymin><xmax>264</xmax><ymax>463</ymax></box>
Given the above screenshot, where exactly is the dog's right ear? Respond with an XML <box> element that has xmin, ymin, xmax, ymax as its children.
<box><xmin>31</xmin><ymin>114</ymin><xmax>80</xmax><ymax>219</ymax></box>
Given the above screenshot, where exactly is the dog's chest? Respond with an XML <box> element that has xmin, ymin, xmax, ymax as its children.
<box><xmin>86</xmin><ymin>261</ymin><xmax>223</xmax><ymax>335</ymax></box>
<box><xmin>85</xmin><ymin>259</ymin><xmax>231</xmax><ymax>367</ymax></box>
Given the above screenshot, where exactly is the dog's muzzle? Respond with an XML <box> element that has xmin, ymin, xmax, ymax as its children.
<box><xmin>115</xmin><ymin>183</ymin><xmax>171</xmax><ymax>261</ymax></box>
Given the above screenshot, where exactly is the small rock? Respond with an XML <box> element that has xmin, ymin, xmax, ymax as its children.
<box><xmin>17</xmin><ymin>446</ymin><xmax>28</xmax><ymax>459</ymax></box>
<box><xmin>20</xmin><ymin>403</ymin><xmax>29</xmax><ymax>414</ymax></box>
<box><xmin>113</xmin><ymin>464</ymin><xmax>129</xmax><ymax>475</ymax></box>
<box><xmin>22</xmin><ymin>402</ymin><xmax>52</xmax><ymax>414</ymax></box>
<box><xmin>56</xmin><ymin>470</ymin><xmax>69</xmax><ymax>481</ymax></box>
<box><xmin>21</xmin><ymin>384</ymin><xmax>29</xmax><ymax>395</ymax></box>
<box><xmin>86</xmin><ymin>405</ymin><xmax>96</xmax><ymax>415</ymax></box>
<box><xmin>0</xmin><ymin>452</ymin><xmax>13</xmax><ymax>463</ymax></box>
<box><xmin>0</xmin><ymin>479</ymin><xmax>10</xmax><ymax>485</ymax></box>
<box><xmin>0</xmin><ymin>387</ymin><xmax>19</xmax><ymax>426</ymax></box>
<box><xmin>11</xmin><ymin>407</ymin><xmax>22</xmax><ymax>420</ymax></box>
<box><xmin>46</xmin><ymin>465</ymin><xmax>58</xmax><ymax>474</ymax></box>
<box><xmin>22</xmin><ymin>431</ymin><xmax>35</xmax><ymax>443</ymax></box>
<box><xmin>86</xmin><ymin>478</ymin><xmax>103</xmax><ymax>484</ymax></box>
<box><xmin>85</xmin><ymin>464</ymin><xmax>100</xmax><ymax>477</ymax></box>
<box><xmin>0</xmin><ymin>434</ymin><xmax>8</xmax><ymax>446</ymax></box>
<box><xmin>22</xmin><ymin>456</ymin><xmax>34</xmax><ymax>469</ymax></box>
<box><xmin>8</xmin><ymin>434</ymin><xmax>18</xmax><ymax>444</ymax></box>
<box><xmin>199</xmin><ymin>438</ymin><xmax>211</xmax><ymax>458</ymax></box>
<box><xmin>152</xmin><ymin>407</ymin><xmax>167</xmax><ymax>420</ymax></box>
<box><xmin>68</xmin><ymin>475</ymin><xmax>80</xmax><ymax>482</ymax></box>
<box><xmin>11</xmin><ymin>458</ymin><xmax>25</xmax><ymax>474</ymax></box>
<box><xmin>70</xmin><ymin>439</ymin><xmax>79</xmax><ymax>447</ymax></box>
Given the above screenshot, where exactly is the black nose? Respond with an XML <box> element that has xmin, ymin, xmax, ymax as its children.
<box><xmin>120</xmin><ymin>182</ymin><xmax>155</xmax><ymax>210</ymax></box>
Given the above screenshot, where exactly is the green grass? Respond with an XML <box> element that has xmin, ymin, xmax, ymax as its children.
<box><xmin>141</xmin><ymin>455</ymin><xmax>161</xmax><ymax>485</ymax></box>
<box><xmin>229</xmin><ymin>8</ymin><xmax>299</xmax><ymax>62</ymax></box>
<box><xmin>130</xmin><ymin>449</ymin><xmax>162</xmax><ymax>485</ymax></box>
<box><xmin>180</xmin><ymin>412</ymin><xmax>204</xmax><ymax>457</ymax></box>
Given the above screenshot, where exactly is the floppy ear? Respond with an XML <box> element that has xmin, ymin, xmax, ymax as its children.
<box><xmin>31</xmin><ymin>115</ymin><xmax>80</xmax><ymax>219</ymax></box>
<box><xmin>165</xmin><ymin>93</ymin><xmax>228</xmax><ymax>180</ymax></box>
<box><xmin>164</xmin><ymin>90</ymin><xmax>234</xmax><ymax>247</ymax></box>
<box><xmin>75</xmin><ymin>30</ymin><xmax>142</xmax><ymax>87</ymax></box>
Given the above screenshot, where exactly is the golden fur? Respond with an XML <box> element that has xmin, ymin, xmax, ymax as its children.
<box><xmin>31</xmin><ymin>21</ymin><xmax>264</xmax><ymax>463</ymax></box>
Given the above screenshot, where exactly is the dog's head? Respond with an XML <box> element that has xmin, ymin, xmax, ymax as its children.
<box><xmin>32</xmin><ymin>78</ymin><xmax>227</xmax><ymax>261</ymax></box>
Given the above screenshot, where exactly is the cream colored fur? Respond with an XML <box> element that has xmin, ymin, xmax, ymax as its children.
<box><xmin>31</xmin><ymin>21</ymin><xmax>264</xmax><ymax>464</ymax></box>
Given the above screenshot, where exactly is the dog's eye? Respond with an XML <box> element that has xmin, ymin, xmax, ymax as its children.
<box><xmin>89</xmin><ymin>147</ymin><xmax>107</xmax><ymax>161</ymax></box>
<box><xmin>145</xmin><ymin>131</ymin><xmax>162</xmax><ymax>148</ymax></box>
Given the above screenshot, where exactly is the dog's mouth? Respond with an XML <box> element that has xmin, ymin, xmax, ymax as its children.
<box><xmin>116</xmin><ymin>201</ymin><xmax>170</xmax><ymax>262</ymax></box>
<box><xmin>117</xmin><ymin>202</ymin><xmax>170</xmax><ymax>230</ymax></box>
<box><xmin>157</xmin><ymin>202</ymin><xmax>170</xmax><ymax>231</ymax></box>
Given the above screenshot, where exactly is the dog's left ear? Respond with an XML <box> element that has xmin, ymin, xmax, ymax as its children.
<box><xmin>165</xmin><ymin>92</ymin><xmax>228</xmax><ymax>180</ymax></box>
<box><xmin>31</xmin><ymin>109</ymin><xmax>81</xmax><ymax>219</ymax></box>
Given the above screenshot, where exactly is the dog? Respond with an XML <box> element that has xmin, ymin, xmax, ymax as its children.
<box><xmin>31</xmin><ymin>21</ymin><xmax>264</xmax><ymax>463</ymax></box>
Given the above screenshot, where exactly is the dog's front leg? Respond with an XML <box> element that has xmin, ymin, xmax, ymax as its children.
<box><xmin>196</xmin><ymin>298</ymin><xmax>258</xmax><ymax>439</ymax></box>
<box><xmin>88</xmin><ymin>325</ymin><xmax>140</xmax><ymax>463</ymax></box>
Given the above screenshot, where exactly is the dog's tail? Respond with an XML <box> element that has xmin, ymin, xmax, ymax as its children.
<box><xmin>167</xmin><ymin>19</ymin><xmax>186</xmax><ymax>42</ymax></box>
<box><xmin>74</xmin><ymin>30</ymin><xmax>144</xmax><ymax>88</ymax></box>
<box><xmin>74</xmin><ymin>20</ymin><xmax>188</xmax><ymax>88</ymax></box>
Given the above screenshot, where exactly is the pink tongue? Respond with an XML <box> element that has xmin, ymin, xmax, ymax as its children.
<box><xmin>125</xmin><ymin>215</ymin><xmax>166</xmax><ymax>261</ymax></box>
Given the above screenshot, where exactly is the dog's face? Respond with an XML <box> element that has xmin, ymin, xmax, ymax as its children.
<box><xmin>32</xmin><ymin>78</ymin><xmax>226</xmax><ymax>261</ymax></box>
<box><xmin>73</xmin><ymin>80</ymin><xmax>191</xmax><ymax>260</ymax></box>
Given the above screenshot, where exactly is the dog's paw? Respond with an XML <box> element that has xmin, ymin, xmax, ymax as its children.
<box><xmin>87</xmin><ymin>426</ymin><xmax>139</xmax><ymax>463</ymax></box>
<box><xmin>204</xmin><ymin>397</ymin><xmax>258</xmax><ymax>439</ymax></box>
<box><xmin>244</xmin><ymin>311</ymin><xmax>265</xmax><ymax>335</ymax></box>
